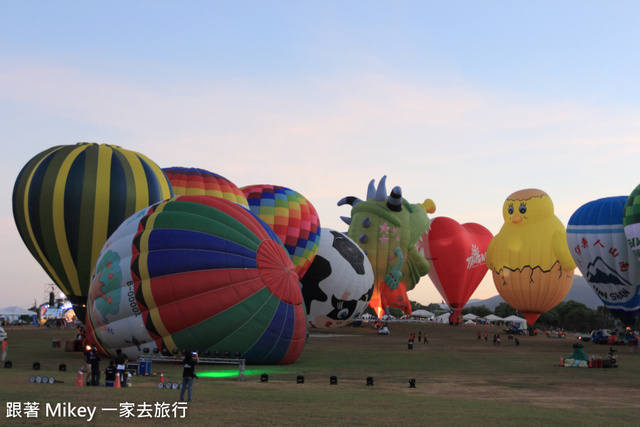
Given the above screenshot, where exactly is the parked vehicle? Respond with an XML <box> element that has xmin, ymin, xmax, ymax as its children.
<box><xmin>0</xmin><ymin>327</ymin><xmax>7</xmax><ymax>341</ymax></box>
<box><xmin>574</xmin><ymin>332</ymin><xmax>591</xmax><ymax>342</ymax></box>
<box><xmin>591</xmin><ymin>329</ymin><xmax>612</xmax><ymax>344</ymax></box>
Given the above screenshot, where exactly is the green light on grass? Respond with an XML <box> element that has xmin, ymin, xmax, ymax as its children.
<box><xmin>197</xmin><ymin>368</ymin><xmax>276</xmax><ymax>379</ymax></box>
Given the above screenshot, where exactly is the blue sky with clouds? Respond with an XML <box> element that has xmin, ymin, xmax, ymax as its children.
<box><xmin>2</xmin><ymin>1</ymin><xmax>639</xmax><ymax>309</ymax></box>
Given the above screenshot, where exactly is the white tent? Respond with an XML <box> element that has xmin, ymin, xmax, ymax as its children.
<box><xmin>504</xmin><ymin>315</ymin><xmax>527</xmax><ymax>330</ymax></box>
<box><xmin>0</xmin><ymin>306</ymin><xmax>37</xmax><ymax>316</ymax></box>
<box><xmin>463</xmin><ymin>313</ymin><xmax>478</xmax><ymax>320</ymax></box>
<box><xmin>436</xmin><ymin>313</ymin><xmax>450</xmax><ymax>323</ymax></box>
<box><xmin>412</xmin><ymin>309</ymin><xmax>435</xmax><ymax>318</ymax></box>
<box><xmin>484</xmin><ymin>314</ymin><xmax>504</xmax><ymax>322</ymax></box>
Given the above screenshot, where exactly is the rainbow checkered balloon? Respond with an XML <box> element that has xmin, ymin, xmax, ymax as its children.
<box><xmin>241</xmin><ymin>184</ymin><xmax>321</xmax><ymax>279</ymax></box>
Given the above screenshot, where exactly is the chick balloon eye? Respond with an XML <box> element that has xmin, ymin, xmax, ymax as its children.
<box><xmin>519</xmin><ymin>205</ymin><xmax>527</xmax><ymax>214</ymax></box>
<box><xmin>508</xmin><ymin>205</ymin><xmax>514</xmax><ymax>215</ymax></box>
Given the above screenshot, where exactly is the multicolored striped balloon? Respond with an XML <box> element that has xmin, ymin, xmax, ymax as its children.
<box><xmin>86</xmin><ymin>195</ymin><xmax>306</xmax><ymax>365</ymax></box>
<box><xmin>241</xmin><ymin>184</ymin><xmax>321</xmax><ymax>279</ymax></box>
<box><xmin>12</xmin><ymin>143</ymin><xmax>172</xmax><ymax>316</ymax></box>
<box><xmin>163</xmin><ymin>166</ymin><xmax>249</xmax><ymax>207</ymax></box>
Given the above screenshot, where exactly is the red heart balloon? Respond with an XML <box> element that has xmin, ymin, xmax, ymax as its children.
<box><xmin>417</xmin><ymin>217</ymin><xmax>493</xmax><ymax>324</ymax></box>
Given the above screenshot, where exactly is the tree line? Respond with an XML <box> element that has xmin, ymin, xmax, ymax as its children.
<box><xmin>367</xmin><ymin>300</ymin><xmax>640</xmax><ymax>332</ymax></box>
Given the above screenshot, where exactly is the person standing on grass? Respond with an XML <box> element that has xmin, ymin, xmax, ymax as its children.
<box><xmin>89</xmin><ymin>346</ymin><xmax>101</xmax><ymax>386</ymax></box>
<box><xmin>105</xmin><ymin>360</ymin><xmax>117</xmax><ymax>387</ymax></box>
<box><xmin>115</xmin><ymin>349</ymin><xmax>128</xmax><ymax>387</ymax></box>
<box><xmin>83</xmin><ymin>345</ymin><xmax>93</xmax><ymax>383</ymax></box>
<box><xmin>1</xmin><ymin>339</ymin><xmax>7</xmax><ymax>361</ymax></box>
<box><xmin>423</xmin><ymin>331</ymin><xmax>428</xmax><ymax>344</ymax></box>
<box><xmin>180</xmin><ymin>351</ymin><xmax>200</xmax><ymax>402</ymax></box>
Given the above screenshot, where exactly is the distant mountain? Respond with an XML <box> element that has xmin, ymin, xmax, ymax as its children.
<box><xmin>466</xmin><ymin>275</ymin><xmax>603</xmax><ymax>311</ymax></box>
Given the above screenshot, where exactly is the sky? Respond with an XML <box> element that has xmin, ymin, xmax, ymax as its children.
<box><xmin>2</xmin><ymin>1</ymin><xmax>640</xmax><ymax>310</ymax></box>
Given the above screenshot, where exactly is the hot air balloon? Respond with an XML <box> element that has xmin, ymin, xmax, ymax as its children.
<box><xmin>12</xmin><ymin>143</ymin><xmax>173</xmax><ymax>319</ymax></box>
<box><xmin>85</xmin><ymin>195</ymin><xmax>306</xmax><ymax>365</ymax></box>
<box><xmin>624</xmin><ymin>183</ymin><xmax>640</xmax><ymax>263</ymax></box>
<box><xmin>338</xmin><ymin>176</ymin><xmax>435</xmax><ymax>317</ymax></box>
<box><xmin>568</xmin><ymin>196</ymin><xmax>640</xmax><ymax>326</ymax></box>
<box><xmin>241</xmin><ymin>184</ymin><xmax>321</xmax><ymax>279</ymax></box>
<box><xmin>417</xmin><ymin>217</ymin><xmax>493</xmax><ymax>324</ymax></box>
<box><xmin>486</xmin><ymin>189</ymin><xmax>576</xmax><ymax>326</ymax></box>
<box><xmin>300</xmin><ymin>229</ymin><xmax>374</xmax><ymax>328</ymax></box>
<box><xmin>163</xmin><ymin>166</ymin><xmax>249</xmax><ymax>207</ymax></box>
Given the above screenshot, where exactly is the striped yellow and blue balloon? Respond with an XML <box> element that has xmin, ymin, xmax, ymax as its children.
<box><xmin>12</xmin><ymin>143</ymin><xmax>173</xmax><ymax>317</ymax></box>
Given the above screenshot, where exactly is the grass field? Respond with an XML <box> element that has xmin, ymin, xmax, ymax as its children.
<box><xmin>2</xmin><ymin>321</ymin><xmax>639</xmax><ymax>426</ymax></box>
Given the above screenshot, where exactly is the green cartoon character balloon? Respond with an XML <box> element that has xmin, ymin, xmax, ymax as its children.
<box><xmin>338</xmin><ymin>176</ymin><xmax>435</xmax><ymax>317</ymax></box>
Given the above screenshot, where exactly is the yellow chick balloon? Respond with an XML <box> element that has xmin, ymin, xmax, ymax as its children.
<box><xmin>486</xmin><ymin>189</ymin><xmax>576</xmax><ymax>326</ymax></box>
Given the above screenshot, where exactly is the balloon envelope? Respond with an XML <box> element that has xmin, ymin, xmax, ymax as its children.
<box><xmin>486</xmin><ymin>189</ymin><xmax>575</xmax><ymax>325</ymax></box>
<box><xmin>418</xmin><ymin>217</ymin><xmax>492</xmax><ymax>324</ymax></box>
<box><xmin>86</xmin><ymin>195</ymin><xmax>306</xmax><ymax>365</ymax></box>
<box><xmin>339</xmin><ymin>176</ymin><xmax>433</xmax><ymax>318</ymax></box>
<box><xmin>241</xmin><ymin>184</ymin><xmax>321</xmax><ymax>279</ymax></box>
<box><xmin>568</xmin><ymin>196</ymin><xmax>640</xmax><ymax>326</ymax></box>
<box><xmin>12</xmin><ymin>143</ymin><xmax>173</xmax><ymax>318</ymax></box>
<box><xmin>624</xmin><ymin>183</ymin><xmax>640</xmax><ymax>263</ymax></box>
<box><xmin>163</xmin><ymin>166</ymin><xmax>249</xmax><ymax>207</ymax></box>
<box><xmin>301</xmin><ymin>229</ymin><xmax>373</xmax><ymax>328</ymax></box>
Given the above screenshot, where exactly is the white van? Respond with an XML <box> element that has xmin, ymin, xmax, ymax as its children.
<box><xmin>0</xmin><ymin>327</ymin><xmax>7</xmax><ymax>341</ymax></box>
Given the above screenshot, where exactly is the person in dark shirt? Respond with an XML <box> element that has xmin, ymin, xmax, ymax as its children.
<box><xmin>115</xmin><ymin>349</ymin><xmax>128</xmax><ymax>387</ymax></box>
<box><xmin>89</xmin><ymin>347</ymin><xmax>101</xmax><ymax>386</ymax></box>
<box><xmin>179</xmin><ymin>351</ymin><xmax>199</xmax><ymax>402</ymax></box>
<box><xmin>105</xmin><ymin>360</ymin><xmax>117</xmax><ymax>387</ymax></box>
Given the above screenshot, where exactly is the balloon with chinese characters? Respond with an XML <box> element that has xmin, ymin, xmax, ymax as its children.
<box><xmin>12</xmin><ymin>143</ymin><xmax>173</xmax><ymax>319</ymax></box>
<box><xmin>85</xmin><ymin>195</ymin><xmax>306</xmax><ymax>365</ymax></box>
<box><xmin>486</xmin><ymin>189</ymin><xmax>576</xmax><ymax>326</ymax></box>
<box><xmin>417</xmin><ymin>217</ymin><xmax>493</xmax><ymax>324</ymax></box>
<box><xmin>568</xmin><ymin>196</ymin><xmax>640</xmax><ymax>326</ymax></box>
<box><xmin>624</xmin><ymin>183</ymin><xmax>640</xmax><ymax>263</ymax></box>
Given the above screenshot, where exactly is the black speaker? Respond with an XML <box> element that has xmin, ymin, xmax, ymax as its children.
<box><xmin>260</xmin><ymin>374</ymin><xmax>268</xmax><ymax>383</ymax></box>
<box><xmin>330</xmin><ymin>375</ymin><xmax>337</xmax><ymax>385</ymax></box>
<box><xmin>4</xmin><ymin>361</ymin><xmax>12</xmax><ymax>368</ymax></box>
<box><xmin>296</xmin><ymin>375</ymin><xmax>304</xmax><ymax>384</ymax></box>
<box><xmin>49</xmin><ymin>292</ymin><xmax>55</xmax><ymax>306</ymax></box>
<box><xmin>366</xmin><ymin>376</ymin><xmax>374</xmax><ymax>386</ymax></box>
<box><xmin>409</xmin><ymin>378</ymin><xmax>416</xmax><ymax>388</ymax></box>
<box><xmin>58</xmin><ymin>363</ymin><xmax>66</xmax><ymax>372</ymax></box>
<box><xmin>33</xmin><ymin>362</ymin><xmax>41</xmax><ymax>370</ymax></box>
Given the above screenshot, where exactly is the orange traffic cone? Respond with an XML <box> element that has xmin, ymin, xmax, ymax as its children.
<box><xmin>76</xmin><ymin>368</ymin><xmax>84</xmax><ymax>386</ymax></box>
<box><xmin>114</xmin><ymin>373</ymin><xmax>121</xmax><ymax>388</ymax></box>
<box><xmin>159</xmin><ymin>372</ymin><xmax>164</xmax><ymax>383</ymax></box>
